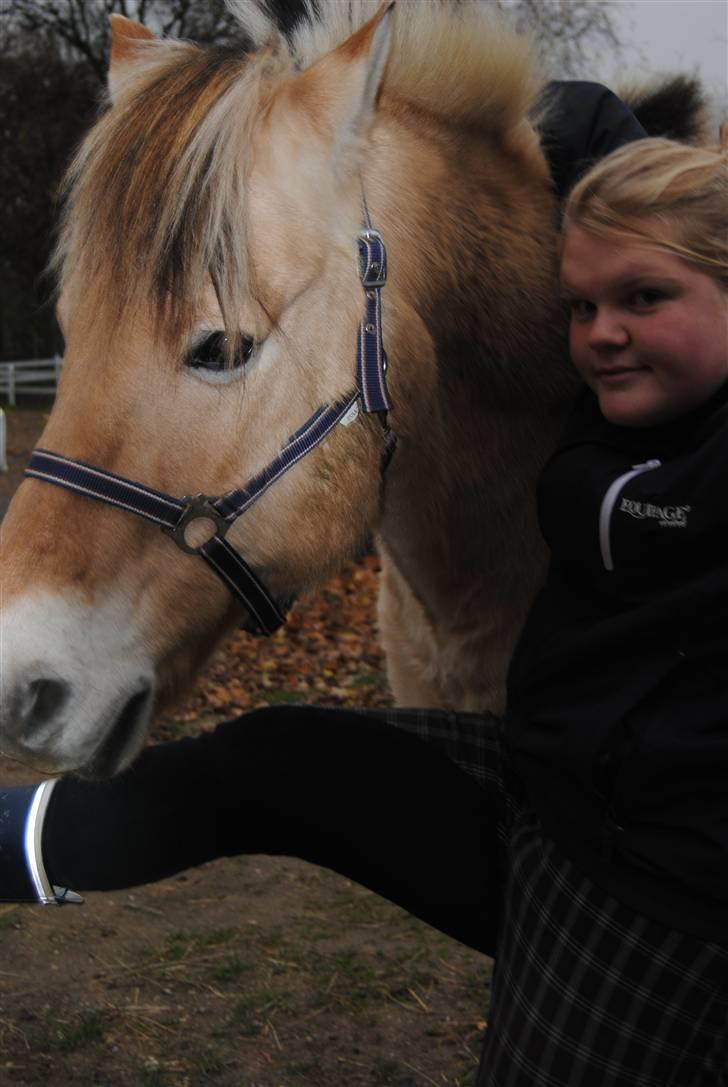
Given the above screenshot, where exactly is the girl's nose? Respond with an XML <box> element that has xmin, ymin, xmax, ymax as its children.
<box><xmin>588</xmin><ymin>309</ymin><xmax>630</xmax><ymax>351</ymax></box>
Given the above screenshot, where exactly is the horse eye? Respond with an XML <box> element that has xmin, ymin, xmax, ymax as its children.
<box><xmin>186</xmin><ymin>331</ymin><xmax>254</xmax><ymax>372</ymax></box>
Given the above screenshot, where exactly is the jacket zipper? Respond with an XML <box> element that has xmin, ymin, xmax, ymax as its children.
<box><xmin>599</xmin><ymin>459</ymin><xmax>662</xmax><ymax>571</ymax></box>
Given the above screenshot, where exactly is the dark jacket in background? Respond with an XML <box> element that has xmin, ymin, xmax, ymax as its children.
<box><xmin>540</xmin><ymin>81</ymin><xmax>648</xmax><ymax>198</ymax></box>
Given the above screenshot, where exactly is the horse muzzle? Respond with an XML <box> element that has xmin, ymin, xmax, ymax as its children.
<box><xmin>0</xmin><ymin>590</ymin><xmax>156</xmax><ymax>778</ymax></box>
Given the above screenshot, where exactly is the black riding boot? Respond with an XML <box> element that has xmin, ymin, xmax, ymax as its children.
<box><xmin>0</xmin><ymin>781</ymin><xmax>82</xmax><ymax>904</ymax></box>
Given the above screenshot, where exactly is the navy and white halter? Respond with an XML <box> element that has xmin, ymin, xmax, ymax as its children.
<box><xmin>25</xmin><ymin>227</ymin><xmax>393</xmax><ymax>637</ymax></box>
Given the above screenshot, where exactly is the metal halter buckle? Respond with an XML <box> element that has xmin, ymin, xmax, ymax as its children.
<box><xmin>358</xmin><ymin>229</ymin><xmax>387</xmax><ymax>288</ymax></box>
<box><xmin>164</xmin><ymin>494</ymin><xmax>229</xmax><ymax>554</ymax></box>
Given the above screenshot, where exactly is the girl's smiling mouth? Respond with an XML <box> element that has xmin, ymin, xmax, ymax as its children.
<box><xmin>594</xmin><ymin>365</ymin><xmax>648</xmax><ymax>382</ymax></box>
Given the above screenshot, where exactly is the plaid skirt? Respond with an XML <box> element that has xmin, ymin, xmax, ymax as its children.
<box><xmin>375</xmin><ymin>708</ymin><xmax>728</xmax><ymax>1087</ymax></box>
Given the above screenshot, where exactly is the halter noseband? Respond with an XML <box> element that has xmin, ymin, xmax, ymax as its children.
<box><xmin>25</xmin><ymin>227</ymin><xmax>393</xmax><ymax>637</ymax></box>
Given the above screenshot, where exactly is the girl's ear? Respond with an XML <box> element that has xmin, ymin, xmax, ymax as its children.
<box><xmin>278</xmin><ymin>2</ymin><xmax>394</xmax><ymax>181</ymax></box>
<box><xmin>108</xmin><ymin>14</ymin><xmax>157</xmax><ymax>101</ymax></box>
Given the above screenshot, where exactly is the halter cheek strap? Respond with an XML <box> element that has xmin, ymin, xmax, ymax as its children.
<box><xmin>24</xmin><ymin>228</ymin><xmax>393</xmax><ymax>637</ymax></box>
<box><xmin>357</xmin><ymin>228</ymin><xmax>390</xmax><ymax>414</ymax></box>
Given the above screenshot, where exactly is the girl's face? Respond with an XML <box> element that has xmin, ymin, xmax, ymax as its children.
<box><xmin>560</xmin><ymin>225</ymin><xmax>728</xmax><ymax>427</ymax></box>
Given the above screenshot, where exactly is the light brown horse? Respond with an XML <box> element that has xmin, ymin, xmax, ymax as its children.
<box><xmin>0</xmin><ymin>0</ymin><xmax>575</xmax><ymax>777</ymax></box>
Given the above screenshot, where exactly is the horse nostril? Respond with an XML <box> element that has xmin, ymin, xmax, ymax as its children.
<box><xmin>21</xmin><ymin>678</ymin><xmax>71</xmax><ymax>728</ymax></box>
<box><xmin>80</xmin><ymin>685</ymin><xmax>153</xmax><ymax>779</ymax></box>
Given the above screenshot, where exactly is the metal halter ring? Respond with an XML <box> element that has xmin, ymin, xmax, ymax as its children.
<box><xmin>164</xmin><ymin>494</ymin><xmax>230</xmax><ymax>554</ymax></box>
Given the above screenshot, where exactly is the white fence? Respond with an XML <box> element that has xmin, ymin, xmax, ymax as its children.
<box><xmin>0</xmin><ymin>356</ymin><xmax>63</xmax><ymax>406</ymax></box>
<box><xmin>0</xmin><ymin>408</ymin><xmax>6</xmax><ymax>473</ymax></box>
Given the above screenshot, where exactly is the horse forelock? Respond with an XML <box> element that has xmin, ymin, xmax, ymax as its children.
<box><xmin>55</xmin><ymin>40</ymin><xmax>290</xmax><ymax>348</ymax></box>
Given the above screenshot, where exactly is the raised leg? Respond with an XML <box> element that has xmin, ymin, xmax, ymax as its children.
<box><xmin>5</xmin><ymin>705</ymin><xmax>503</xmax><ymax>953</ymax></box>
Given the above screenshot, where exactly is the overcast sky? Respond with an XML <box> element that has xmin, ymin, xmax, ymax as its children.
<box><xmin>591</xmin><ymin>0</ymin><xmax>727</xmax><ymax>117</ymax></box>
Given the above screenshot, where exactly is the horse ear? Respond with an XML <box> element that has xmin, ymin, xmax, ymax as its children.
<box><xmin>290</xmin><ymin>2</ymin><xmax>394</xmax><ymax>177</ymax></box>
<box><xmin>108</xmin><ymin>14</ymin><xmax>157</xmax><ymax>101</ymax></box>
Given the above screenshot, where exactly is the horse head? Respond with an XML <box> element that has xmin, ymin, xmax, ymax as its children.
<box><xmin>0</xmin><ymin>5</ymin><xmax>404</xmax><ymax>776</ymax></box>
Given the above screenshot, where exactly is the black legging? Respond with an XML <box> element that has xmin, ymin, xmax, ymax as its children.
<box><xmin>44</xmin><ymin>706</ymin><xmax>500</xmax><ymax>954</ymax></box>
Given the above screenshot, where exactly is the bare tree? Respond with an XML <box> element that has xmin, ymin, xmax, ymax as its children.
<box><xmin>493</xmin><ymin>0</ymin><xmax>622</xmax><ymax>77</ymax></box>
<box><xmin>0</xmin><ymin>45</ymin><xmax>96</xmax><ymax>359</ymax></box>
<box><xmin>8</xmin><ymin>0</ymin><xmax>622</xmax><ymax>84</ymax></box>
<box><xmin>9</xmin><ymin>0</ymin><xmax>242</xmax><ymax>82</ymax></box>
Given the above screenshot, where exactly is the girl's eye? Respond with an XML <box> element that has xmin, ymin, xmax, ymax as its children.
<box><xmin>568</xmin><ymin>299</ymin><xmax>595</xmax><ymax>319</ymax></box>
<box><xmin>185</xmin><ymin>331</ymin><xmax>255</xmax><ymax>372</ymax></box>
<box><xmin>630</xmin><ymin>289</ymin><xmax>663</xmax><ymax>309</ymax></box>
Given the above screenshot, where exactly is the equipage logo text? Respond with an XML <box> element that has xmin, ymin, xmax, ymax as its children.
<box><xmin>618</xmin><ymin>498</ymin><xmax>690</xmax><ymax>528</ymax></box>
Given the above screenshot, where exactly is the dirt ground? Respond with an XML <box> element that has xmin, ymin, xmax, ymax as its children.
<box><xmin>0</xmin><ymin>408</ymin><xmax>491</xmax><ymax>1087</ymax></box>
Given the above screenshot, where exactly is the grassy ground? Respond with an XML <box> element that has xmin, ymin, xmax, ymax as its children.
<box><xmin>0</xmin><ymin>852</ymin><xmax>490</xmax><ymax>1086</ymax></box>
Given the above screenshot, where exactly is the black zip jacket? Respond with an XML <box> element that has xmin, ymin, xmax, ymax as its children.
<box><xmin>505</xmin><ymin>382</ymin><xmax>728</xmax><ymax>944</ymax></box>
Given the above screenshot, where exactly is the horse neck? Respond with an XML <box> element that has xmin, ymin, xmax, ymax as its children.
<box><xmin>369</xmin><ymin>98</ymin><xmax>576</xmax><ymax>625</ymax></box>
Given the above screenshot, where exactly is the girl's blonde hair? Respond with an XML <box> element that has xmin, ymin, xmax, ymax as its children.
<box><xmin>562</xmin><ymin>134</ymin><xmax>728</xmax><ymax>288</ymax></box>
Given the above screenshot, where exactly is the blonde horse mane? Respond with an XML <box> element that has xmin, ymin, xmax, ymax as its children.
<box><xmin>55</xmin><ymin>1</ymin><xmax>543</xmax><ymax>355</ymax></box>
<box><xmin>235</xmin><ymin>0</ymin><xmax>542</xmax><ymax>131</ymax></box>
